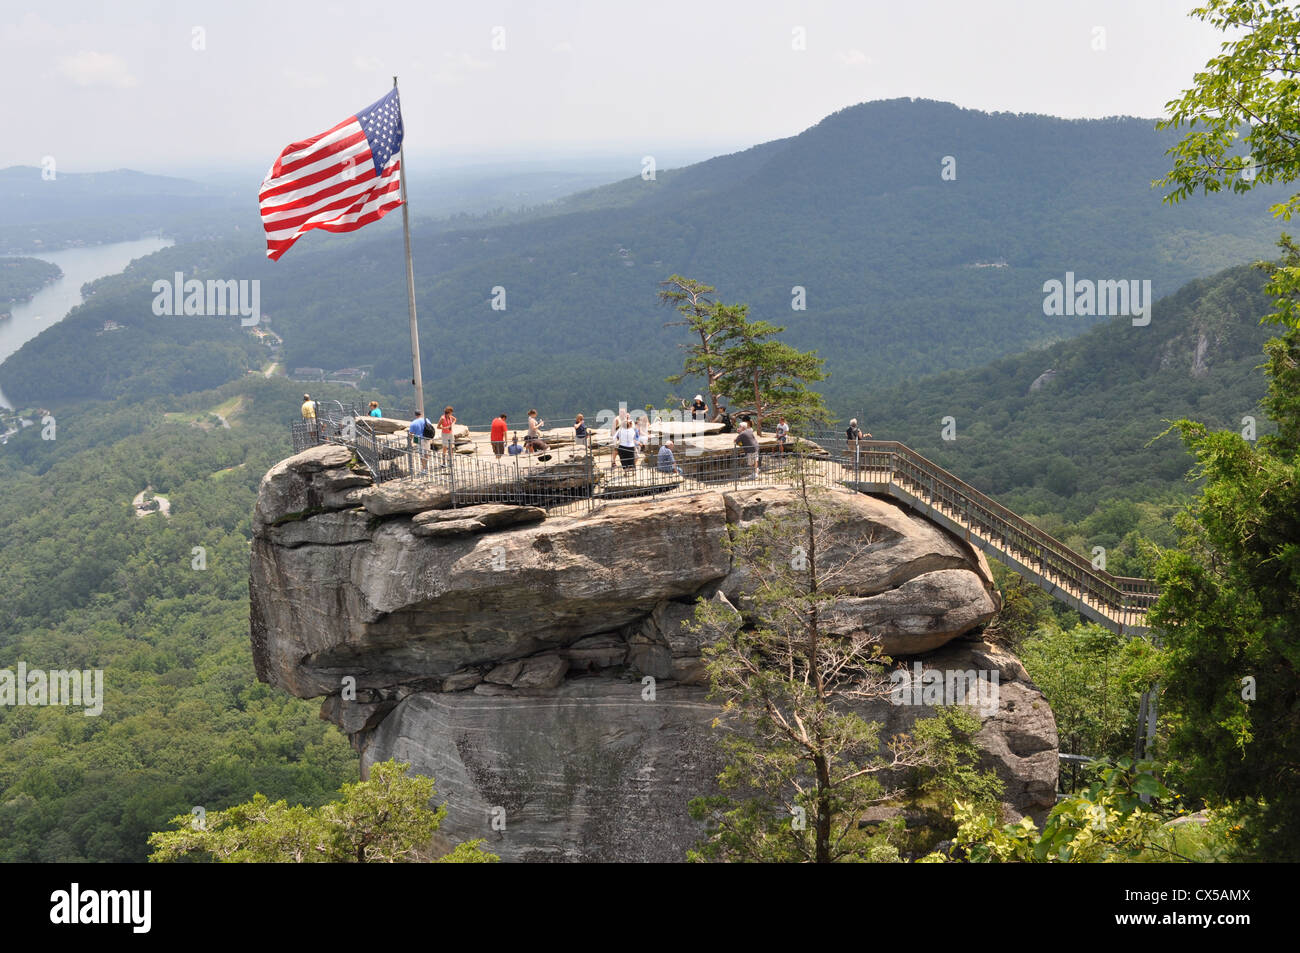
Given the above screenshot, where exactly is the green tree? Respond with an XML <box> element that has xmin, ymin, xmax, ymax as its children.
<box><xmin>713</xmin><ymin>316</ymin><xmax>829</xmax><ymax>436</ymax></box>
<box><xmin>1153</xmin><ymin>1</ymin><xmax>1300</xmax><ymax>859</ymax></box>
<box><xmin>1018</xmin><ymin>623</ymin><xmax>1151</xmax><ymax>770</ymax></box>
<box><xmin>939</xmin><ymin>758</ymin><xmax>1236</xmax><ymax>863</ymax></box>
<box><xmin>147</xmin><ymin>760</ymin><xmax>497</xmax><ymax>863</ymax></box>
<box><xmin>1157</xmin><ymin>0</ymin><xmax>1300</xmax><ymax>221</ymax></box>
<box><xmin>1148</xmin><ymin>326</ymin><xmax>1300</xmax><ymax>859</ymax></box>
<box><xmin>687</xmin><ymin>458</ymin><xmax>995</xmax><ymax>862</ymax></box>
<box><xmin>1158</xmin><ymin>0</ymin><xmax>1300</xmax><ymax>327</ymax></box>
<box><xmin>658</xmin><ymin>275</ymin><xmax>743</xmax><ymax>420</ymax></box>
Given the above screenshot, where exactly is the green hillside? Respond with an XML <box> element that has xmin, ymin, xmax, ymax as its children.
<box><xmin>0</xmin><ymin>376</ymin><xmax>356</xmax><ymax>861</ymax></box>
<box><xmin>0</xmin><ymin>257</ymin><xmax>61</xmax><ymax>314</ymax></box>
<box><xmin>855</xmin><ymin>262</ymin><xmax>1279</xmax><ymax>523</ymax></box>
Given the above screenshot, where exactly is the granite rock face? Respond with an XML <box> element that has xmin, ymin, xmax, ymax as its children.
<box><xmin>360</xmin><ymin>637</ymin><xmax>1056</xmax><ymax>862</ymax></box>
<box><xmin>249</xmin><ymin>447</ymin><xmax>1053</xmax><ymax>861</ymax></box>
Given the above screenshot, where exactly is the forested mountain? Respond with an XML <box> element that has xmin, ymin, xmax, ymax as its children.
<box><xmin>0</xmin><ymin>376</ymin><xmax>356</xmax><ymax>861</ymax></box>
<box><xmin>1</xmin><ymin>99</ymin><xmax>1290</xmax><ymax>418</ymax></box>
<box><xmin>0</xmin><ymin>257</ymin><xmax>61</xmax><ymax>314</ymax></box>
<box><xmin>856</xmin><ymin>262</ymin><xmax>1280</xmax><ymax>522</ymax></box>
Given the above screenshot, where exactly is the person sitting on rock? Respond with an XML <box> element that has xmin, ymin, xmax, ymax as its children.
<box><xmin>691</xmin><ymin>394</ymin><xmax>708</xmax><ymax>420</ymax></box>
<box><xmin>508</xmin><ymin>433</ymin><xmax>524</xmax><ymax>455</ymax></box>
<box><xmin>526</xmin><ymin>409</ymin><xmax>548</xmax><ymax>453</ymax></box>
<box><xmin>368</xmin><ymin>400</ymin><xmax>383</xmax><ymax>418</ymax></box>
<box><xmin>657</xmin><ymin>440</ymin><xmax>682</xmax><ymax>476</ymax></box>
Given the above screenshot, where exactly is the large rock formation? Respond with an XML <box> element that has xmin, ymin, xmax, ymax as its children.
<box><xmin>250</xmin><ymin>446</ymin><xmax>1057</xmax><ymax>862</ymax></box>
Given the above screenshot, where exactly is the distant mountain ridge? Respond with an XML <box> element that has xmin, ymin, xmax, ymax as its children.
<box><xmin>245</xmin><ymin>97</ymin><xmax>1290</xmax><ymax>414</ymax></box>
<box><xmin>0</xmin><ymin>99</ymin><xmax>1291</xmax><ymax>421</ymax></box>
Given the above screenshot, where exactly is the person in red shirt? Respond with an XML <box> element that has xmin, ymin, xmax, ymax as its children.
<box><xmin>490</xmin><ymin>413</ymin><xmax>508</xmax><ymax>457</ymax></box>
<box><xmin>437</xmin><ymin>406</ymin><xmax>457</xmax><ymax>467</ymax></box>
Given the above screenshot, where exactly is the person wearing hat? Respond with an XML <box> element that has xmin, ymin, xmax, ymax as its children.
<box><xmin>846</xmin><ymin>418</ymin><xmax>871</xmax><ymax>457</ymax></box>
<box><xmin>690</xmin><ymin>394</ymin><xmax>708</xmax><ymax>421</ymax></box>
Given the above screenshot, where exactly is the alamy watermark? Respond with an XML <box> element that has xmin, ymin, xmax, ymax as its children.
<box><xmin>889</xmin><ymin>662</ymin><xmax>999</xmax><ymax>715</ymax></box>
<box><xmin>0</xmin><ymin>663</ymin><xmax>103</xmax><ymax>715</ymax></box>
<box><xmin>152</xmin><ymin>271</ymin><xmax>260</xmax><ymax>326</ymax></box>
<box><xmin>1042</xmin><ymin>272</ymin><xmax>1151</xmax><ymax>326</ymax></box>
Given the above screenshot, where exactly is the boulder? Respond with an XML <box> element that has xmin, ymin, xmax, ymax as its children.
<box><xmin>512</xmin><ymin>654</ymin><xmax>569</xmax><ymax>689</ymax></box>
<box><xmin>249</xmin><ymin>459</ymin><xmax>1050</xmax><ymax>861</ymax></box>
<box><xmin>358</xmin><ymin>482</ymin><xmax>453</xmax><ymax>516</ymax></box>
<box><xmin>251</xmin><ymin>493</ymin><xmax>731</xmax><ymax>697</ymax></box>
<box><xmin>821</xmin><ymin>569</ymin><xmax>999</xmax><ymax>657</ymax></box>
<box><xmin>720</xmin><ymin>487</ymin><xmax>992</xmax><ymax>600</ymax></box>
<box><xmin>411</xmin><ymin>518</ymin><xmax>487</xmax><ymax>538</ymax></box>
<box><xmin>412</xmin><ymin>504</ymin><xmax>546</xmax><ymax>531</ymax></box>
<box><xmin>253</xmin><ymin>444</ymin><xmax>366</xmax><ymax>530</ymax></box>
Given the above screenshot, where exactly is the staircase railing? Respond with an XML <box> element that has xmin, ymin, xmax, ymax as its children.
<box><xmin>827</xmin><ymin>436</ymin><xmax>1156</xmax><ymax>633</ymax></box>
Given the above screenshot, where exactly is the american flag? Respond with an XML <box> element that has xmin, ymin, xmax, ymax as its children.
<box><xmin>259</xmin><ymin>89</ymin><xmax>405</xmax><ymax>261</ymax></box>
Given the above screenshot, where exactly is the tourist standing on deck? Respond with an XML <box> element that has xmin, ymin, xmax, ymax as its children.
<box><xmin>846</xmin><ymin>418</ymin><xmax>871</xmax><ymax>457</ymax></box>
<box><xmin>301</xmin><ymin>394</ymin><xmax>321</xmax><ymax>445</ymax></box>
<box><xmin>490</xmin><ymin>413</ymin><xmax>508</xmax><ymax>457</ymax></box>
<box><xmin>613</xmin><ymin>416</ymin><xmax>638</xmax><ymax>470</ymax></box>
<box><xmin>437</xmin><ymin>406</ymin><xmax>457</xmax><ymax>467</ymax></box>
<box><xmin>409</xmin><ymin>411</ymin><xmax>434</xmax><ymax>472</ymax></box>
<box><xmin>735</xmin><ymin>421</ymin><xmax>760</xmax><ymax>478</ymax></box>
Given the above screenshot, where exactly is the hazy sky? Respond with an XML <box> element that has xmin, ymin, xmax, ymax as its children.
<box><xmin>2</xmin><ymin>0</ymin><xmax>1232</xmax><ymax>175</ymax></box>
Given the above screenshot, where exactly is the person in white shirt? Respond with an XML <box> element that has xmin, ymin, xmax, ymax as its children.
<box><xmin>776</xmin><ymin>416</ymin><xmax>790</xmax><ymax>455</ymax></box>
<box><xmin>613</xmin><ymin>417</ymin><xmax>639</xmax><ymax>470</ymax></box>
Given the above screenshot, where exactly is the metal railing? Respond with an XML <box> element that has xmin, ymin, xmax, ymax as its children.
<box><xmin>289</xmin><ymin>413</ymin><xmax>1157</xmax><ymax>633</ymax></box>
<box><xmin>826</xmin><ymin>434</ymin><xmax>1156</xmax><ymax>634</ymax></box>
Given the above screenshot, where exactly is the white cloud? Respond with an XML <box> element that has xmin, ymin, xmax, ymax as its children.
<box><xmin>429</xmin><ymin>51</ymin><xmax>495</xmax><ymax>87</ymax></box>
<box><xmin>836</xmin><ymin>49</ymin><xmax>871</xmax><ymax>68</ymax></box>
<box><xmin>552</xmin><ymin>40</ymin><xmax>574</xmax><ymax>54</ymax></box>
<box><xmin>354</xmin><ymin>55</ymin><xmax>384</xmax><ymax>72</ymax></box>
<box><xmin>282</xmin><ymin>67</ymin><xmax>329</xmax><ymax>89</ymax></box>
<box><xmin>56</xmin><ymin>50</ymin><xmax>137</xmax><ymax>88</ymax></box>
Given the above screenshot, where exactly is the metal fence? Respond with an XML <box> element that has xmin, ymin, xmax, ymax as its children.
<box><xmin>293</xmin><ymin>405</ymin><xmax>840</xmax><ymax>515</ymax></box>
<box><xmin>823</xmin><ymin>435</ymin><xmax>1157</xmax><ymax>633</ymax></box>
<box><xmin>289</xmin><ymin>411</ymin><xmax>1158</xmax><ymax>630</ymax></box>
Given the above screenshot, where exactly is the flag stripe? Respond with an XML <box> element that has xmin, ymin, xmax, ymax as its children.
<box><xmin>263</xmin><ymin>162</ymin><xmax>399</xmax><ymax>238</ymax></box>
<box><xmin>259</xmin><ymin>89</ymin><xmax>406</xmax><ymax>260</ymax></box>
<box><xmin>264</xmin><ymin>160</ymin><xmax>402</xmax><ymax>259</ymax></box>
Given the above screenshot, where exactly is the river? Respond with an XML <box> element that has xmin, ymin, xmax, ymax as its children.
<box><xmin>0</xmin><ymin>236</ymin><xmax>174</xmax><ymax>410</ymax></box>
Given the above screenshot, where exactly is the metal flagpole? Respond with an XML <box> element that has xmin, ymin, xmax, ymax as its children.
<box><xmin>395</xmin><ymin>75</ymin><xmax>425</xmax><ymax>419</ymax></box>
